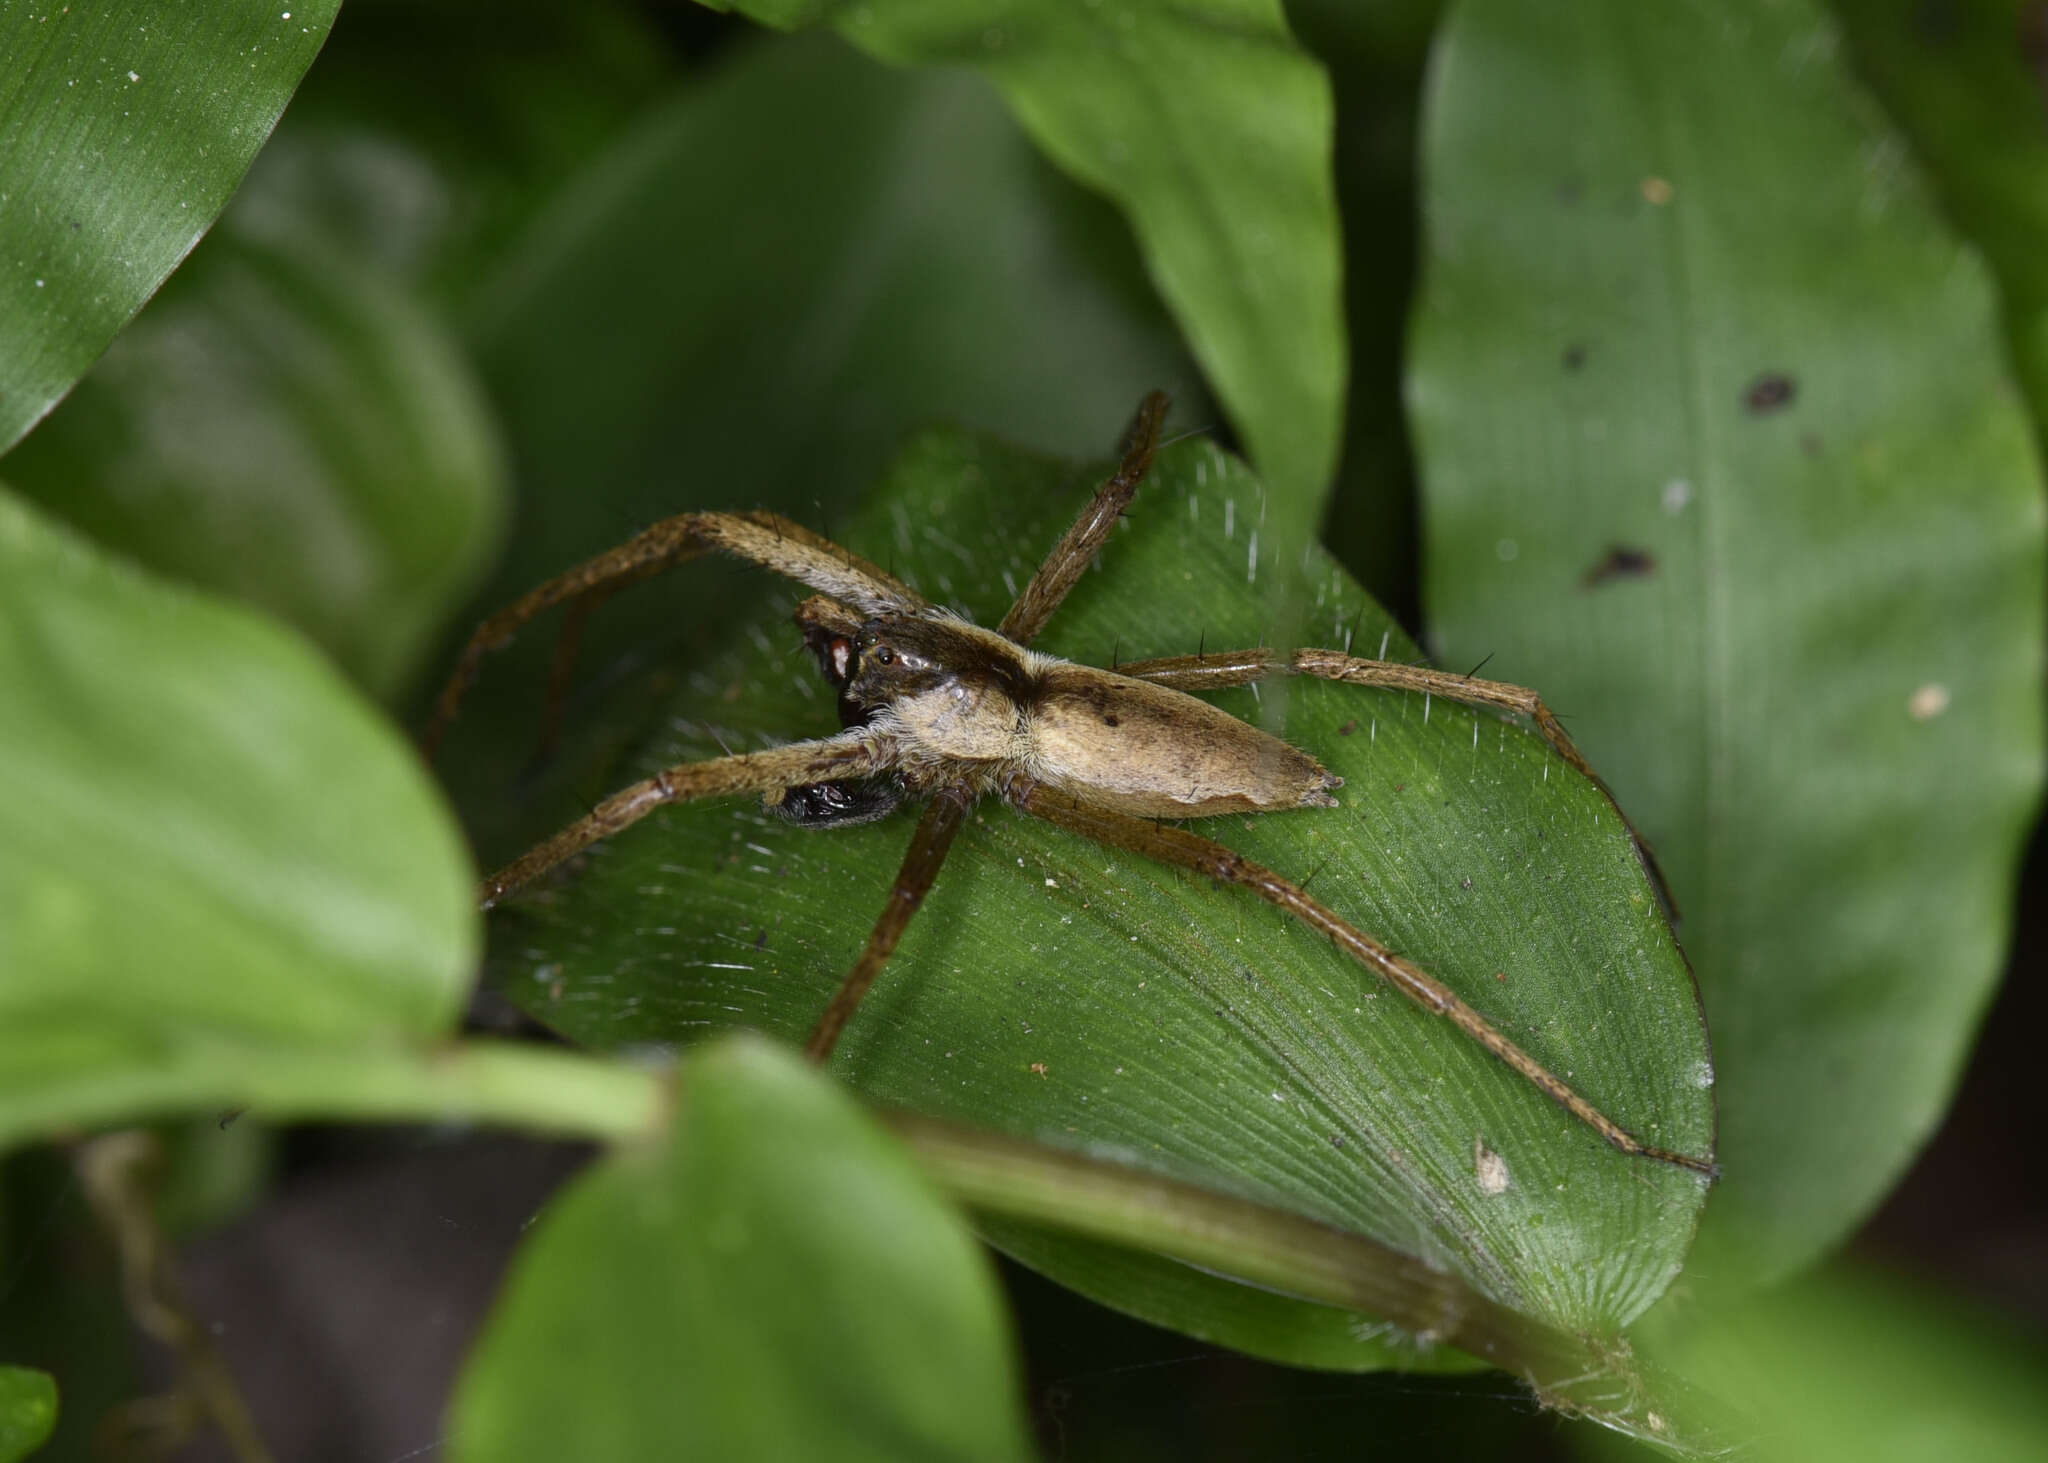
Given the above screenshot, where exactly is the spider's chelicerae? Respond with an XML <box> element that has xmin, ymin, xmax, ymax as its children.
<box><xmin>426</xmin><ymin>393</ymin><xmax>1716</xmax><ymax>1178</ymax></box>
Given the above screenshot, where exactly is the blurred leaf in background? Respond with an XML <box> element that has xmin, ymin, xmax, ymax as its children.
<box><xmin>706</xmin><ymin>0</ymin><xmax>1345</xmax><ymax>621</ymax></box>
<box><xmin>1581</xmin><ymin>1263</ymin><xmax>2048</xmax><ymax>1463</ymax></box>
<box><xmin>1</xmin><ymin>221</ymin><xmax>504</xmax><ymax>700</ymax></box>
<box><xmin>1835</xmin><ymin>0</ymin><xmax>2048</xmax><ymax>434</ymax></box>
<box><xmin>0</xmin><ymin>1367</ymin><xmax>56</xmax><ymax>1463</ymax></box>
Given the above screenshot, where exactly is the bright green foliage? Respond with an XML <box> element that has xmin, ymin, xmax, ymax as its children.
<box><xmin>449</xmin><ymin>1037</ymin><xmax>1032</xmax><ymax>1463</ymax></box>
<box><xmin>0</xmin><ymin>1</ymin><xmax>338</xmax><ymax>451</ymax></box>
<box><xmin>0</xmin><ymin>1368</ymin><xmax>55</xmax><ymax>1463</ymax></box>
<box><xmin>0</xmin><ymin>491</ymin><xmax>479</xmax><ymax>1145</ymax></box>
<box><xmin>1411</xmin><ymin>0</ymin><xmax>2046</xmax><ymax>1286</ymax></box>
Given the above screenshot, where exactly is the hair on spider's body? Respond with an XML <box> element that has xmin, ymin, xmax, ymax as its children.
<box><xmin>425</xmin><ymin>391</ymin><xmax>1715</xmax><ymax>1180</ymax></box>
<box><xmin>781</xmin><ymin>596</ymin><xmax>1340</xmax><ymax>824</ymax></box>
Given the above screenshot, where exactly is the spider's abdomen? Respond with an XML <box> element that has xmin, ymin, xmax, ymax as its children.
<box><xmin>1025</xmin><ymin>665</ymin><xmax>1339</xmax><ymax>819</ymax></box>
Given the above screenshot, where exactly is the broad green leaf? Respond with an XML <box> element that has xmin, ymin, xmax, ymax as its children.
<box><xmin>0</xmin><ymin>489</ymin><xmax>476</xmax><ymax>1146</ymax></box>
<box><xmin>479</xmin><ymin>428</ymin><xmax>1714</xmax><ymax>1350</ymax></box>
<box><xmin>1410</xmin><ymin>0</ymin><xmax>2046</xmax><ymax>1286</ymax></box>
<box><xmin>704</xmin><ymin>0</ymin><xmax>1345</xmax><ymax>619</ymax></box>
<box><xmin>1580</xmin><ymin>1265</ymin><xmax>2048</xmax><ymax>1463</ymax></box>
<box><xmin>1836</xmin><ymin>0</ymin><xmax>2048</xmax><ymax>432</ymax></box>
<box><xmin>0</xmin><ymin>1</ymin><xmax>338</xmax><ymax>453</ymax></box>
<box><xmin>0</xmin><ymin>1367</ymin><xmax>54</xmax><ymax>1463</ymax></box>
<box><xmin>2</xmin><ymin>219</ymin><xmax>504</xmax><ymax>700</ymax></box>
<box><xmin>448</xmin><ymin>32</ymin><xmax>1202</xmax><ymax>850</ymax></box>
<box><xmin>449</xmin><ymin>1036</ymin><xmax>1032</xmax><ymax>1463</ymax></box>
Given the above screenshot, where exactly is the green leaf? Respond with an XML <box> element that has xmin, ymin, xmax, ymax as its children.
<box><xmin>448</xmin><ymin>31</ymin><xmax>1202</xmax><ymax>849</ymax></box>
<box><xmin>448</xmin><ymin>1036</ymin><xmax>1032</xmax><ymax>1463</ymax></box>
<box><xmin>0</xmin><ymin>1367</ymin><xmax>55</xmax><ymax>1463</ymax></box>
<box><xmin>1579</xmin><ymin>1265</ymin><xmax>2048</xmax><ymax>1463</ymax></box>
<box><xmin>1</xmin><ymin>219</ymin><xmax>505</xmax><ymax>700</ymax></box>
<box><xmin>705</xmin><ymin>0</ymin><xmax>1345</xmax><ymax>609</ymax></box>
<box><xmin>0</xmin><ymin>1</ymin><xmax>338</xmax><ymax>453</ymax></box>
<box><xmin>1409</xmin><ymin>0</ymin><xmax>2047</xmax><ymax>1286</ymax></box>
<box><xmin>1835</xmin><ymin>0</ymin><xmax>2048</xmax><ymax>432</ymax></box>
<box><xmin>478</xmin><ymin>428</ymin><xmax>1713</xmax><ymax>1351</ymax></box>
<box><xmin>0</xmin><ymin>489</ymin><xmax>473</xmax><ymax>1145</ymax></box>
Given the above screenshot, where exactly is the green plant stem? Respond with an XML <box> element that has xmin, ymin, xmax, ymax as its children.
<box><xmin>7</xmin><ymin>1036</ymin><xmax>668</xmax><ymax>1154</ymax></box>
<box><xmin>885</xmin><ymin>1109</ymin><xmax>1723</xmax><ymax>1457</ymax></box>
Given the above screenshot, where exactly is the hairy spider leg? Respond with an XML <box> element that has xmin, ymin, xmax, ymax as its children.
<box><xmin>476</xmin><ymin>729</ymin><xmax>897</xmax><ymax>908</ymax></box>
<box><xmin>996</xmin><ymin>390</ymin><xmax>1169</xmax><ymax>644</ymax></box>
<box><xmin>422</xmin><ymin>511</ymin><xmax>925</xmax><ymax>760</ymax></box>
<box><xmin>804</xmin><ymin>392</ymin><xmax>1172</xmax><ymax>1063</ymax></box>
<box><xmin>1112</xmin><ymin>647</ymin><xmax>1677</xmax><ymax>919</ymax></box>
<box><xmin>804</xmin><ymin>789</ymin><xmax>972</xmax><ymax>1062</ymax></box>
<box><xmin>1008</xmin><ymin>780</ymin><xmax>1716</xmax><ymax>1178</ymax></box>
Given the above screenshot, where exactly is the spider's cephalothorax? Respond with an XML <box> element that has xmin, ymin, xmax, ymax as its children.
<box><xmin>425</xmin><ymin>391</ymin><xmax>1715</xmax><ymax>1178</ymax></box>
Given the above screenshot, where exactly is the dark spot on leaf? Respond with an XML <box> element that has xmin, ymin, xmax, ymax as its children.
<box><xmin>753</xmin><ymin>928</ymin><xmax>769</xmax><ymax>950</ymax></box>
<box><xmin>1329</xmin><ymin>1133</ymin><xmax>1346</xmax><ymax>1149</ymax></box>
<box><xmin>1743</xmin><ymin>372</ymin><xmax>1797</xmax><ymax>413</ymax></box>
<box><xmin>1582</xmin><ymin>545</ymin><xmax>1658</xmax><ymax>588</ymax></box>
<box><xmin>1494</xmin><ymin>971</ymin><xmax>1508</xmax><ymax>983</ymax></box>
<box><xmin>1338</xmin><ymin>719</ymin><xmax>1357</xmax><ymax>736</ymax></box>
<box><xmin>1556</xmin><ymin>177</ymin><xmax>1585</xmax><ymax>205</ymax></box>
<box><xmin>1563</xmin><ymin>343</ymin><xmax>1587</xmax><ymax>371</ymax></box>
<box><xmin>1801</xmin><ymin>433</ymin><xmax>1823</xmax><ymax>456</ymax></box>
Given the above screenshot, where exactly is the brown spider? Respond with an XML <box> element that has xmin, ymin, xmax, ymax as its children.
<box><xmin>425</xmin><ymin>394</ymin><xmax>1716</xmax><ymax>1178</ymax></box>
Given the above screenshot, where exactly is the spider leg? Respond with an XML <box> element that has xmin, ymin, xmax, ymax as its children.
<box><xmin>423</xmin><ymin>511</ymin><xmax>926</xmax><ymax>759</ymax></box>
<box><xmin>996</xmin><ymin>391</ymin><xmax>1170</xmax><ymax>646</ymax></box>
<box><xmin>804</xmin><ymin>787</ymin><xmax>972</xmax><ymax>1063</ymax></box>
<box><xmin>479</xmin><ymin>727</ymin><xmax>899</xmax><ymax>908</ymax></box>
<box><xmin>1112</xmin><ymin>646</ymin><xmax>1676</xmax><ymax>919</ymax></box>
<box><xmin>1006</xmin><ymin>778</ymin><xmax>1717</xmax><ymax>1178</ymax></box>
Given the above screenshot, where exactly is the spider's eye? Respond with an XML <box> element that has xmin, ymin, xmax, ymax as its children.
<box><xmin>874</xmin><ymin>646</ymin><xmax>895</xmax><ymax>665</ymax></box>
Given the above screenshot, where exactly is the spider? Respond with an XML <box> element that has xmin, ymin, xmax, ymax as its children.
<box><xmin>425</xmin><ymin>393</ymin><xmax>1716</xmax><ymax>1178</ymax></box>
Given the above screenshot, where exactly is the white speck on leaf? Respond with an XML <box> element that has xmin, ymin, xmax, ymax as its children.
<box><xmin>1474</xmin><ymin>1137</ymin><xmax>1511</xmax><ymax>1195</ymax></box>
<box><xmin>1908</xmin><ymin>683</ymin><xmax>1950</xmax><ymax>721</ymax></box>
